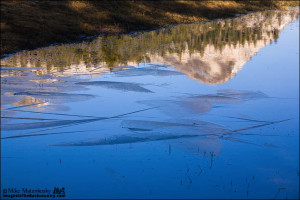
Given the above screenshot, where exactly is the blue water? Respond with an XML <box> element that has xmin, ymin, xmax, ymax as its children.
<box><xmin>1</xmin><ymin>9</ymin><xmax>299</xmax><ymax>199</ymax></box>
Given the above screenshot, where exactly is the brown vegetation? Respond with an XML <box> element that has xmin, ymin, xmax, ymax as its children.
<box><xmin>1</xmin><ymin>0</ymin><xmax>298</xmax><ymax>57</ymax></box>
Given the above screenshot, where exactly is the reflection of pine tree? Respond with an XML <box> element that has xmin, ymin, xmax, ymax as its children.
<box><xmin>2</xmin><ymin>9</ymin><xmax>297</xmax><ymax>72</ymax></box>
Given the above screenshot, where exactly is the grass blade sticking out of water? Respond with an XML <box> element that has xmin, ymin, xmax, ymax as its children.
<box><xmin>220</xmin><ymin>132</ymin><xmax>278</xmax><ymax>147</ymax></box>
<box><xmin>10</xmin><ymin>107</ymin><xmax>158</xmax><ymax>135</ymax></box>
<box><xmin>122</xmin><ymin>119</ymin><xmax>231</xmax><ymax>140</ymax></box>
<box><xmin>2</xmin><ymin>107</ymin><xmax>157</xmax><ymax>131</ymax></box>
<box><xmin>1</xmin><ymin>118</ymin><xmax>105</xmax><ymax>131</ymax></box>
<box><xmin>53</xmin><ymin>117</ymin><xmax>284</xmax><ymax>147</ymax></box>
<box><xmin>10</xmin><ymin>109</ymin><xmax>101</xmax><ymax>118</ymax></box>
<box><xmin>1</xmin><ymin>130</ymin><xmax>99</xmax><ymax>139</ymax></box>
<box><xmin>1</xmin><ymin>116</ymin><xmax>57</xmax><ymax>121</ymax></box>
<box><xmin>232</xmin><ymin>119</ymin><xmax>291</xmax><ymax>132</ymax></box>
<box><xmin>76</xmin><ymin>81</ymin><xmax>153</xmax><ymax>93</ymax></box>
<box><xmin>122</xmin><ymin>119</ymin><xmax>225</xmax><ymax>132</ymax></box>
<box><xmin>120</xmin><ymin>118</ymin><xmax>287</xmax><ymax>147</ymax></box>
<box><xmin>225</xmin><ymin>132</ymin><xmax>279</xmax><ymax>137</ymax></box>
<box><xmin>222</xmin><ymin>115</ymin><xmax>269</xmax><ymax>123</ymax></box>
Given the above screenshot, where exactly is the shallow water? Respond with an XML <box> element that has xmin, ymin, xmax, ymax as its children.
<box><xmin>1</xmin><ymin>9</ymin><xmax>299</xmax><ymax>199</ymax></box>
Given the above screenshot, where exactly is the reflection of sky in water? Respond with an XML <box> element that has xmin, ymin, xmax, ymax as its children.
<box><xmin>1</xmin><ymin>9</ymin><xmax>299</xmax><ymax>199</ymax></box>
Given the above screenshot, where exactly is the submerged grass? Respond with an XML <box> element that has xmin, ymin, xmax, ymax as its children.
<box><xmin>1</xmin><ymin>0</ymin><xmax>298</xmax><ymax>57</ymax></box>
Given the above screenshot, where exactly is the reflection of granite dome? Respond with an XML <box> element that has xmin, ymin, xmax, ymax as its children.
<box><xmin>175</xmin><ymin>57</ymin><xmax>236</xmax><ymax>84</ymax></box>
<box><xmin>145</xmin><ymin>9</ymin><xmax>299</xmax><ymax>84</ymax></box>
<box><xmin>148</xmin><ymin>50</ymin><xmax>237</xmax><ymax>84</ymax></box>
<box><xmin>149</xmin><ymin>40</ymin><xmax>269</xmax><ymax>84</ymax></box>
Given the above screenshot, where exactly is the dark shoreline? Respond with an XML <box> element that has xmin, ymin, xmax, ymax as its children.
<box><xmin>1</xmin><ymin>1</ymin><xmax>298</xmax><ymax>58</ymax></box>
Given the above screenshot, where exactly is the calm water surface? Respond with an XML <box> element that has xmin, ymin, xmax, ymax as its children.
<box><xmin>1</xmin><ymin>8</ymin><xmax>299</xmax><ymax>199</ymax></box>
